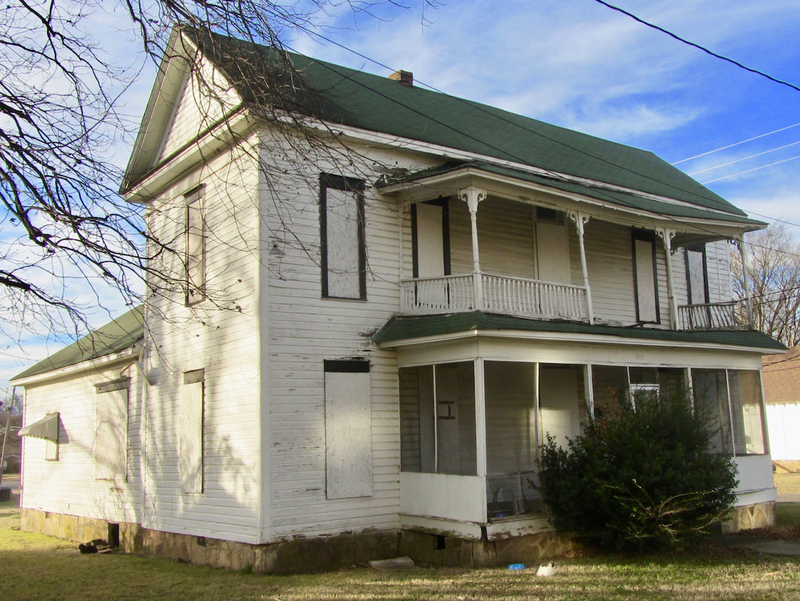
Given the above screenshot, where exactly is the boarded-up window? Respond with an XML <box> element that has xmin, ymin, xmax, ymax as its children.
<box><xmin>95</xmin><ymin>378</ymin><xmax>129</xmax><ymax>481</ymax></box>
<box><xmin>181</xmin><ymin>369</ymin><xmax>204</xmax><ymax>494</ymax></box>
<box><xmin>324</xmin><ymin>360</ymin><xmax>372</xmax><ymax>499</ymax></box>
<box><xmin>632</xmin><ymin>232</ymin><xmax>659</xmax><ymax>323</ymax></box>
<box><xmin>320</xmin><ymin>174</ymin><xmax>366</xmax><ymax>300</ymax></box>
<box><xmin>185</xmin><ymin>186</ymin><xmax>205</xmax><ymax>306</ymax></box>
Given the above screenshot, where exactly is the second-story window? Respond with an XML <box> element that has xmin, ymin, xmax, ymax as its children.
<box><xmin>320</xmin><ymin>174</ymin><xmax>366</xmax><ymax>300</ymax></box>
<box><xmin>632</xmin><ymin>231</ymin><xmax>660</xmax><ymax>324</ymax></box>
<box><xmin>185</xmin><ymin>186</ymin><xmax>205</xmax><ymax>306</ymax></box>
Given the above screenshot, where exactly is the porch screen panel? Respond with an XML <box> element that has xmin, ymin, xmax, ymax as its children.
<box><xmin>728</xmin><ymin>370</ymin><xmax>767</xmax><ymax>455</ymax></box>
<box><xmin>399</xmin><ymin>366</ymin><xmax>435</xmax><ymax>472</ymax></box>
<box><xmin>485</xmin><ymin>362</ymin><xmax>537</xmax><ymax>475</ymax></box>
<box><xmin>540</xmin><ymin>365</ymin><xmax>584</xmax><ymax>450</ymax></box>
<box><xmin>435</xmin><ymin>362</ymin><xmax>476</xmax><ymax>476</ymax></box>
<box><xmin>592</xmin><ymin>366</ymin><xmax>629</xmax><ymax>419</ymax></box>
<box><xmin>692</xmin><ymin>369</ymin><xmax>732</xmax><ymax>454</ymax></box>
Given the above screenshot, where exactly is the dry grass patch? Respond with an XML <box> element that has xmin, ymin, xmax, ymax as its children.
<box><xmin>3</xmin><ymin>508</ymin><xmax>800</xmax><ymax>601</ymax></box>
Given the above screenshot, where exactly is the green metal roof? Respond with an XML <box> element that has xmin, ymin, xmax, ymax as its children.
<box><xmin>372</xmin><ymin>311</ymin><xmax>786</xmax><ymax>351</ymax></box>
<box><xmin>189</xmin><ymin>30</ymin><xmax>751</xmax><ymax>222</ymax></box>
<box><xmin>11</xmin><ymin>306</ymin><xmax>144</xmax><ymax>382</ymax></box>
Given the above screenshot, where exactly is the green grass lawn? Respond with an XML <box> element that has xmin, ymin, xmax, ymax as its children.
<box><xmin>3</xmin><ymin>505</ymin><xmax>800</xmax><ymax>601</ymax></box>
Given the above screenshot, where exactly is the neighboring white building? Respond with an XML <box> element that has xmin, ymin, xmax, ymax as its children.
<box><xmin>763</xmin><ymin>347</ymin><xmax>800</xmax><ymax>465</ymax></box>
<box><xmin>11</xmin><ymin>28</ymin><xmax>784</xmax><ymax>570</ymax></box>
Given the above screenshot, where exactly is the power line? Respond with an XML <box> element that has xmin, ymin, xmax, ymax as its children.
<box><xmin>673</xmin><ymin>122</ymin><xmax>800</xmax><ymax>165</ymax></box>
<box><xmin>702</xmin><ymin>154</ymin><xmax>800</xmax><ymax>184</ymax></box>
<box><xmin>688</xmin><ymin>140</ymin><xmax>800</xmax><ymax>176</ymax></box>
<box><xmin>593</xmin><ymin>0</ymin><xmax>800</xmax><ymax>94</ymax></box>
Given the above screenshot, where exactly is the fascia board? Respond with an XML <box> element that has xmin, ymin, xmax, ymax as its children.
<box><xmin>123</xmin><ymin>108</ymin><xmax>253</xmax><ymax>202</ymax></box>
<box><xmin>376</xmin><ymin>328</ymin><xmax>784</xmax><ymax>355</ymax></box>
<box><xmin>10</xmin><ymin>342</ymin><xmax>142</xmax><ymax>388</ymax></box>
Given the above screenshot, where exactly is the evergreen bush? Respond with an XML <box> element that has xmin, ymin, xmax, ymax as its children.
<box><xmin>538</xmin><ymin>391</ymin><xmax>738</xmax><ymax>551</ymax></box>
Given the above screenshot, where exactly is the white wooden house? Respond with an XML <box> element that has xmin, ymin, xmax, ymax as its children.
<box><xmin>11</xmin><ymin>28</ymin><xmax>784</xmax><ymax>570</ymax></box>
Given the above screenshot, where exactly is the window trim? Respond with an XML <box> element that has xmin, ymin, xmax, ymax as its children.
<box><xmin>320</xmin><ymin>174</ymin><xmax>367</xmax><ymax>300</ymax></box>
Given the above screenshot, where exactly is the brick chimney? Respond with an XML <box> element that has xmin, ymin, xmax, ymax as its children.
<box><xmin>389</xmin><ymin>70</ymin><xmax>413</xmax><ymax>87</ymax></box>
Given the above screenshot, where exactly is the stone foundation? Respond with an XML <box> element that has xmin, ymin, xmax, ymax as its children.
<box><xmin>20</xmin><ymin>509</ymin><xmax>400</xmax><ymax>573</ymax></box>
<box><xmin>722</xmin><ymin>501</ymin><xmax>776</xmax><ymax>533</ymax></box>
<box><xmin>400</xmin><ymin>529</ymin><xmax>576</xmax><ymax>568</ymax></box>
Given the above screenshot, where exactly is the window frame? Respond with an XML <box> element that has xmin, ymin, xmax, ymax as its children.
<box><xmin>319</xmin><ymin>174</ymin><xmax>367</xmax><ymax>300</ymax></box>
<box><xmin>411</xmin><ymin>198</ymin><xmax>451</xmax><ymax>279</ymax></box>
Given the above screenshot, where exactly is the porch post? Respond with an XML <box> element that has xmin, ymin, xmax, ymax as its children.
<box><xmin>397</xmin><ymin>204</ymin><xmax>406</xmax><ymax>282</ymax></box>
<box><xmin>459</xmin><ymin>187</ymin><xmax>486</xmax><ymax>310</ymax></box>
<box><xmin>569</xmin><ymin>211</ymin><xmax>594</xmax><ymax>324</ymax></box>
<box><xmin>584</xmin><ymin>364</ymin><xmax>594</xmax><ymax>417</ymax></box>
<box><xmin>656</xmin><ymin>228</ymin><xmax>678</xmax><ymax>330</ymax></box>
<box><xmin>738</xmin><ymin>235</ymin><xmax>754</xmax><ymax>328</ymax></box>
<box><xmin>474</xmin><ymin>358</ymin><xmax>488</xmax><ymax>524</ymax></box>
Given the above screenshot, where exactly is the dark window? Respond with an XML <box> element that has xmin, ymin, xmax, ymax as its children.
<box><xmin>632</xmin><ymin>231</ymin><xmax>660</xmax><ymax>324</ymax></box>
<box><xmin>320</xmin><ymin>174</ymin><xmax>366</xmax><ymax>299</ymax></box>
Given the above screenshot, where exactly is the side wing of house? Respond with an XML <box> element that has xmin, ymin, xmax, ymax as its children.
<box><xmin>15</xmin><ymin>353</ymin><xmax>144</xmax><ymax>540</ymax></box>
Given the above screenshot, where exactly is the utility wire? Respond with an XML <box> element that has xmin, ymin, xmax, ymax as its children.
<box><xmin>593</xmin><ymin>0</ymin><xmax>800</xmax><ymax>94</ymax></box>
<box><xmin>674</xmin><ymin>122</ymin><xmax>800</xmax><ymax>165</ymax></box>
<box><xmin>290</xmin><ymin>29</ymin><xmax>800</xmax><ymax>258</ymax></box>
<box><xmin>702</xmin><ymin>154</ymin><xmax>800</xmax><ymax>184</ymax></box>
<box><xmin>689</xmin><ymin>140</ymin><xmax>800</xmax><ymax>176</ymax></box>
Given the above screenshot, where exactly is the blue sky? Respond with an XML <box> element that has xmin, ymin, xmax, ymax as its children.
<box><xmin>3</xmin><ymin>0</ymin><xmax>800</xmax><ymax>393</ymax></box>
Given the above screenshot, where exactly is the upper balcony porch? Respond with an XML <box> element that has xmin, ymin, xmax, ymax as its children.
<box><xmin>387</xmin><ymin>179</ymin><xmax>755</xmax><ymax>333</ymax></box>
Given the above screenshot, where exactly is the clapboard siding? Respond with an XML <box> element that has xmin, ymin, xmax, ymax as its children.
<box><xmin>160</xmin><ymin>58</ymin><xmax>240</xmax><ymax>161</ymax></box>
<box><xmin>143</xmin><ymin>139</ymin><xmax>262</xmax><ymax>544</ymax></box>
<box><xmin>260</xmin><ymin>138</ymin><xmax>436</xmax><ymax>541</ymax></box>
<box><xmin>20</xmin><ymin>362</ymin><xmax>143</xmax><ymax>524</ymax></box>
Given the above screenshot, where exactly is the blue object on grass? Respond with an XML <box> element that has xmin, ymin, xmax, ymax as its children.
<box><xmin>508</xmin><ymin>563</ymin><xmax>525</xmax><ymax>570</ymax></box>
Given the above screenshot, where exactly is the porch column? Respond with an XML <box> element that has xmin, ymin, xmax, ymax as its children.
<box><xmin>656</xmin><ymin>228</ymin><xmax>678</xmax><ymax>330</ymax></box>
<box><xmin>459</xmin><ymin>187</ymin><xmax>486</xmax><ymax>310</ymax></box>
<box><xmin>738</xmin><ymin>235</ymin><xmax>754</xmax><ymax>328</ymax></box>
<box><xmin>568</xmin><ymin>211</ymin><xmax>594</xmax><ymax>324</ymax></box>
<box><xmin>474</xmin><ymin>359</ymin><xmax>487</xmax><ymax>479</ymax></box>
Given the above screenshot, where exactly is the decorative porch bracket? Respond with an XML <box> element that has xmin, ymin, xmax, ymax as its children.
<box><xmin>736</xmin><ymin>235</ymin><xmax>754</xmax><ymax>328</ymax></box>
<box><xmin>459</xmin><ymin>187</ymin><xmax>487</xmax><ymax>310</ymax></box>
<box><xmin>655</xmin><ymin>228</ymin><xmax>678</xmax><ymax>330</ymax></box>
<box><xmin>568</xmin><ymin>211</ymin><xmax>594</xmax><ymax>324</ymax></box>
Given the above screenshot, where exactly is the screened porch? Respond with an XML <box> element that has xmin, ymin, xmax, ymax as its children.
<box><xmin>398</xmin><ymin>359</ymin><xmax>769</xmax><ymax>535</ymax></box>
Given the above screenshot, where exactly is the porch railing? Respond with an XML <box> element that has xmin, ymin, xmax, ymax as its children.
<box><xmin>400</xmin><ymin>273</ymin><xmax>590</xmax><ymax>322</ymax></box>
<box><xmin>677</xmin><ymin>301</ymin><xmax>748</xmax><ymax>331</ymax></box>
<box><xmin>483</xmin><ymin>274</ymin><xmax>589</xmax><ymax>321</ymax></box>
<box><xmin>400</xmin><ymin>274</ymin><xmax>475</xmax><ymax>315</ymax></box>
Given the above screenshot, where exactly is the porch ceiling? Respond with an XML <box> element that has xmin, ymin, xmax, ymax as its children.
<box><xmin>372</xmin><ymin>310</ymin><xmax>786</xmax><ymax>351</ymax></box>
<box><xmin>376</xmin><ymin>161</ymin><xmax>765</xmax><ymax>232</ymax></box>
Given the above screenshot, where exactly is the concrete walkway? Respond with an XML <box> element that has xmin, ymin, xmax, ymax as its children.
<box><xmin>712</xmin><ymin>534</ymin><xmax>800</xmax><ymax>557</ymax></box>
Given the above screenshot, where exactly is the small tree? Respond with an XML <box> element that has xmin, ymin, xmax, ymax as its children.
<box><xmin>538</xmin><ymin>391</ymin><xmax>737</xmax><ymax>551</ymax></box>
